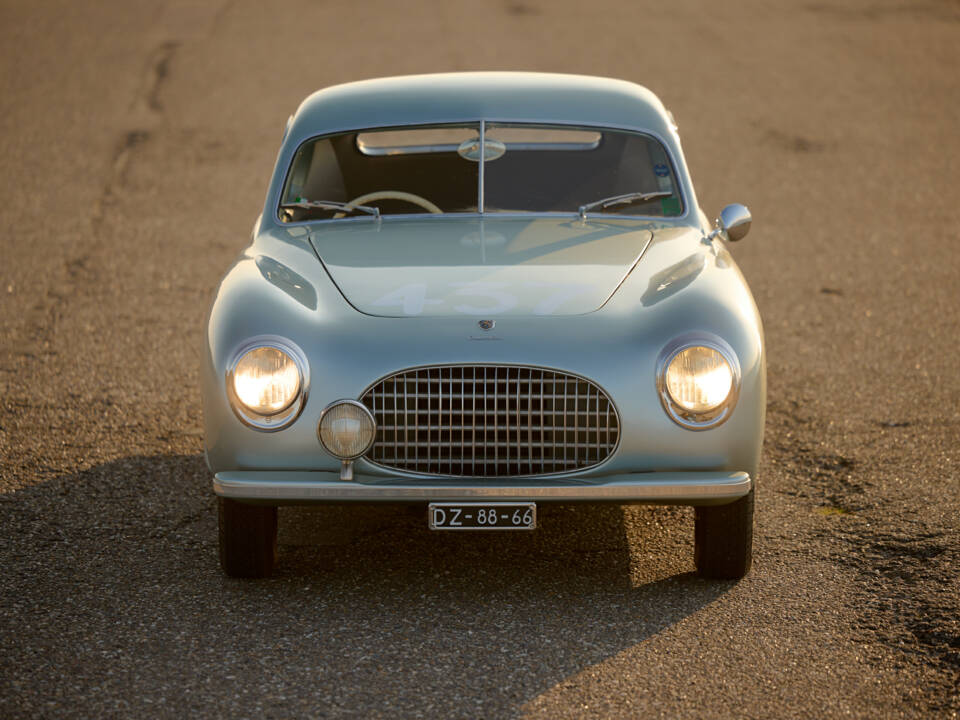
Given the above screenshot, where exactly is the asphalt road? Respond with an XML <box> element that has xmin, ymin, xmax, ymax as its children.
<box><xmin>1</xmin><ymin>1</ymin><xmax>958</xmax><ymax>717</ymax></box>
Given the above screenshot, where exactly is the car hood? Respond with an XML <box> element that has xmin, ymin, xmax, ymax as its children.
<box><xmin>308</xmin><ymin>217</ymin><xmax>687</xmax><ymax>317</ymax></box>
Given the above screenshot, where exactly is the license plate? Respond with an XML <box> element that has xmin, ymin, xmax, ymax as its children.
<box><xmin>428</xmin><ymin>502</ymin><xmax>536</xmax><ymax>531</ymax></box>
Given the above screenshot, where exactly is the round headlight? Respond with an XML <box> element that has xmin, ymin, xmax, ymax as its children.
<box><xmin>318</xmin><ymin>400</ymin><xmax>376</xmax><ymax>459</ymax></box>
<box><xmin>665</xmin><ymin>345</ymin><xmax>734</xmax><ymax>413</ymax></box>
<box><xmin>658</xmin><ymin>337</ymin><xmax>740</xmax><ymax>430</ymax></box>
<box><xmin>232</xmin><ymin>346</ymin><xmax>301</xmax><ymax>416</ymax></box>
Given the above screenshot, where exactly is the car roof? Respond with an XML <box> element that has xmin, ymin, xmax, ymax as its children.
<box><xmin>286</xmin><ymin>72</ymin><xmax>676</xmax><ymax>141</ymax></box>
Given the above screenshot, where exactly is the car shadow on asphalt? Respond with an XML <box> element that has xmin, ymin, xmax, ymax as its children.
<box><xmin>1</xmin><ymin>453</ymin><xmax>735</xmax><ymax>717</ymax></box>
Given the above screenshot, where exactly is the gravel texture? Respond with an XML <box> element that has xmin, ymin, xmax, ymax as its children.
<box><xmin>1</xmin><ymin>0</ymin><xmax>958</xmax><ymax>717</ymax></box>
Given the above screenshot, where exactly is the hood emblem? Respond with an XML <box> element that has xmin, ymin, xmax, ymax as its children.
<box><xmin>478</xmin><ymin>320</ymin><xmax>495</xmax><ymax>331</ymax></box>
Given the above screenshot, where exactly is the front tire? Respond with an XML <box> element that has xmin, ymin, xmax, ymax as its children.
<box><xmin>218</xmin><ymin>497</ymin><xmax>277</xmax><ymax>578</ymax></box>
<box><xmin>694</xmin><ymin>488</ymin><xmax>754</xmax><ymax>579</ymax></box>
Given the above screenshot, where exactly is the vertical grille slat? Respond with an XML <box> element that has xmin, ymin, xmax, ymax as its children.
<box><xmin>493</xmin><ymin>366</ymin><xmax>499</xmax><ymax>474</ymax></box>
<box><xmin>539</xmin><ymin>371</ymin><xmax>545</xmax><ymax>475</ymax></box>
<box><xmin>561</xmin><ymin>374</ymin><xmax>568</xmax><ymax>467</ymax></box>
<box><xmin>403</xmin><ymin>373</ymin><xmax>409</xmax><ymax>465</ymax></box>
<box><xmin>501</xmin><ymin>367</ymin><xmax>508</xmax><ymax>473</ymax></box>
<box><xmin>526</xmin><ymin>369</ymin><xmax>533</xmax><ymax>477</ymax></box>
<box><xmin>361</xmin><ymin>365</ymin><xmax>619</xmax><ymax>478</ymax></box>
<box><xmin>573</xmin><ymin>378</ymin><xmax>579</xmax><ymax>467</ymax></box>
<box><xmin>458</xmin><ymin>369</ymin><xmax>465</xmax><ymax>477</ymax></box>
<box><xmin>482</xmin><ymin>366</ymin><xmax>488</xmax><ymax>474</ymax></box>
<box><xmin>594</xmin><ymin>381</ymin><xmax>600</xmax><ymax>464</ymax></box>
<box><xmin>427</xmin><ymin>370</ymin><xmax>439</xmax><ymax>472</ymax></box>
<box><xmin>392</xmin><ymin>375</ymin><xmax>399</xmax><ymax>468</ymax></box>
<box><xmin>471</xmin><ymin>369</ymin><xmax>476</xmax><ymax>475</ymax></box>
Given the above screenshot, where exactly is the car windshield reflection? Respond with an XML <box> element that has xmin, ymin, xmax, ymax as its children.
<box><xmin>278</xmin><ymin>123</ymin><xmax>683</xmax><ymax>223</ymax></box>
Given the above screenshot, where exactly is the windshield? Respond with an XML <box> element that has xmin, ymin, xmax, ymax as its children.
<box><xmin>278</xmin><ymin>123</ymin><xmax>682</xmax><ymax>222</ymax></box>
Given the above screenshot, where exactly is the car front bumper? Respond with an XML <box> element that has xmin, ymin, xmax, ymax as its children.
<box><xmin>212</xmin><ymin>470</ymin><xmax>751</xmax><ymax>506</ymax></box>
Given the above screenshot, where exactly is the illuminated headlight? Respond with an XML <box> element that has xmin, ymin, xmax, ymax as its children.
<box><xmin>318</xmin><ymin>400</ymin><xmax>376</xmax><ymax>459</ymax></box>
<box><xmin>658</xmin><ymin>338</ymin><xmax>740</xmax><ymax>429</ymax></box>
<box><xmin>233</xmin><ymin>347</ymin><xmax>300</xmax><ymax>414</ymax></box>
<box><xmin>227</xmin><ymin>338</ymin><xmax>307</xmax><ymax>430</ymax></box>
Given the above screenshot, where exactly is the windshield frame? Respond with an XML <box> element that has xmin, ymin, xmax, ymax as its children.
<box><xmin>273</xmin><ymin>119</ymin><xmax>689</xmax><ymax>227</ymax></box>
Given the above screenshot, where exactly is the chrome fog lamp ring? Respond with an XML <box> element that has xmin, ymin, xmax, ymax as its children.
<box><xmin>656</xmin><ymin>333</ymin><xmax>741</xmax><ymax>430</ymax></box>
<box><xmin>318</xmin><ymin>399</ymin><xmax>377</xmax><ymax>481</ymax></box>
<box><xmin>317</xmin><ymin>400</ymin><xmax>377</xmax><ymax>460</ymax></box>
<box><xmin>225</xmin><ymin>336</ymin><xmax>309</xmax><ymax>432</ymax></box>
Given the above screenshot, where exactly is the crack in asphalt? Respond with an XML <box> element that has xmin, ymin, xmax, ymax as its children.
<box><xmin>1</xmin><ymin>40</ymin><xmax>183</xmax><ymax>473</ymax></box>
<box><xmin>93</xmin><ymin>41</ymin><xmax>178</xmax><ymax>236</ymax></box>
<box><xmin>145</xmin><ymin>42</ymin><xmax>178</xmax><ymax>113</ymax></box>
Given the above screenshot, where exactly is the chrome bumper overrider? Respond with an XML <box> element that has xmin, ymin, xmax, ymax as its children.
<box><xmin>212</xmin><ymin>470</ymin><xmax>751</xmax><ymax>505</ymax></box>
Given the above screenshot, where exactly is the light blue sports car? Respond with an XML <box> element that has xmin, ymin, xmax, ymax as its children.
<box><xmin>203</xmin><ymin>72</ymin><xmax>764</xmax><ymax>579</ymax></box>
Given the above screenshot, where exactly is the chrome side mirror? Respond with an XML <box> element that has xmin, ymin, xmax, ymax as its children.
<box><xmin>709</xmin><ymin>203</ymin><xmax>752</xmax><ymax>242</ymax></box>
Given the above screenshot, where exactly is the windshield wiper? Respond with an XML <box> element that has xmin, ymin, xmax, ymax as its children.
<box><xmin>578</xmin><ymin>191</ymin><xmax>673</xmax><ymax>220</ymax></box>
<box><xmin>280</xmin><ymin>199</ymin><xmax>380</xmax><ymax>219</ymax></box>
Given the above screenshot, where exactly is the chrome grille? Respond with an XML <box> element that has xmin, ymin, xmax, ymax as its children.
<box><xmin>360</xmin><ymin>365</ymin><xmax>620</xmax><ymax>477</ymax></box>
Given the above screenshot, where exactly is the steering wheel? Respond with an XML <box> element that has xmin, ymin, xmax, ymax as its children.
<box><xmin>336</xmin><ymin>190</ymin><xmax>443</xmax><ymax>217</ymax></box>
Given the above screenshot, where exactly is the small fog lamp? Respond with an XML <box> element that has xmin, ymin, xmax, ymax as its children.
<box><xmin>318</xmin><ymin>400</ymin><xmax>376</xmax><ymax>460</ymax></box>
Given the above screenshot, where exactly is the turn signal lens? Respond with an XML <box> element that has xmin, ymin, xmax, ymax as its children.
<box><xmin>318</xmin><ymin>401</ymin><xmax>376</xmax><ymax>459</ymax></box>
<box><xmin>233</xmin><ymin>346</ymin><xmax>301</xmax><ymax>415</ymax></box>
<box><xmin>665</xmin><ymin>346</ymin><xmax>733</xmax><ymax>413</ymax></box>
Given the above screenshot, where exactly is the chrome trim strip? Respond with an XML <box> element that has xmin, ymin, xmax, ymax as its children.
<box><xmin>597</xmin><ymin>230</ymin><xmax>654</xmax><ymax>309</ymax></box>
<box><xmin>358</xmin><ymin>143</ymin><xmax>462</xmax><ymax>156</ymax></box>
<box><xmin>358</xmin><ymin>142</ymin><xmax>602</xmax><ymax>157</ymax></box>
<box><xmin>212</xmin><ymin>470</ymin><xmax>752</xmax><ymax>505</ymax></box>
<box><xmin>478</xmin><ymin>119</ymin><xmax>485</xmax><ymax>213</ymax></box>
